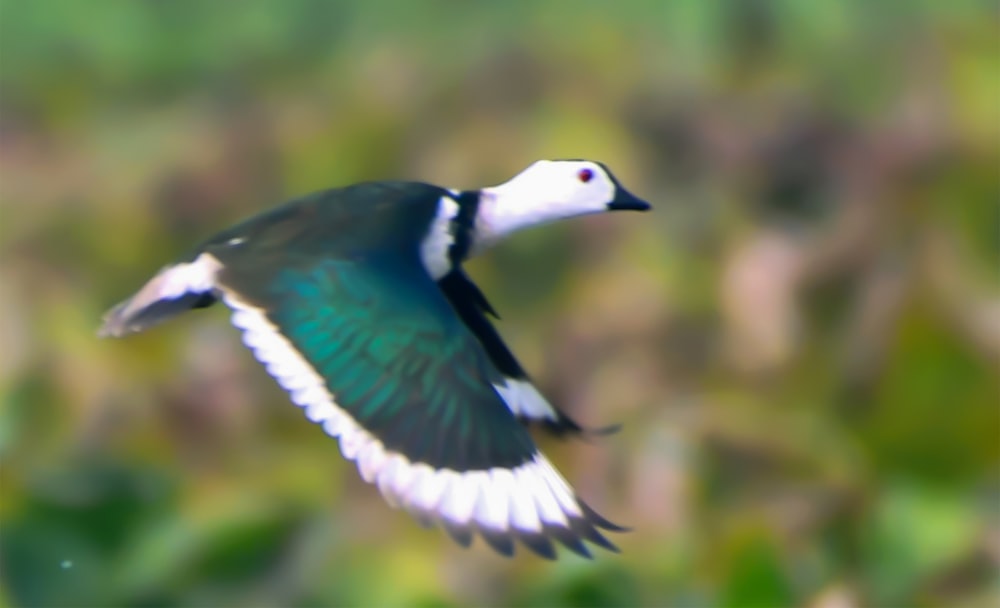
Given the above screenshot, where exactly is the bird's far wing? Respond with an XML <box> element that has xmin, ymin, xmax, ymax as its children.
<box><xmin>437</xmin><ymin>270</ymin><xmax>620</xmax><ymax>438</ymax></box>
<box><xmin>214</xmin><ymin>248</ymin><xmax>623</xmax><ymax>559</ymax></box>
<box><xmin>99</xmin><ymin>254</ymin><xmax>221</xmax><ymax>337</ymax></box>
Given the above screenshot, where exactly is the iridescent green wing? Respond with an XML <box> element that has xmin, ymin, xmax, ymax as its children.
<box><xmin>213</xmin><ymin>248</ymin><xmax>622</xmax><ymax>559</ymax></box>
<box><xmin>224</xmin><ymin>249</ymin><xmax>535</xmax><ymax>471</ymax></box>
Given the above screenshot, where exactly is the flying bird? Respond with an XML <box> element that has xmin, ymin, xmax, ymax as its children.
<box><xmin>101</xmin><ymin>159</ymin><xmax>651</xmax><ymax>559</ymax></box>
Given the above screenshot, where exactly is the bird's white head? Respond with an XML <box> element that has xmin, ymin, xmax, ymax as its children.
<box><xmin>473</xmin><ymin>160</ymin><xmax>650</xmax><ymax>252</ymax></box>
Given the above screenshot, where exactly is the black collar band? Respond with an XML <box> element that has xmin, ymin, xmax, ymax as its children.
<box><xmin>447</xmin><ymin>190</ymin><xmax>481</xmax><ymax>265</ymax></box>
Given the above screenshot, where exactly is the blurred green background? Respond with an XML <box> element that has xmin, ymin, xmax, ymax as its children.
<box><xmin>1</xmin><ymin>1</ymin><xmax>997</xmax><ymax>606</ymax></box>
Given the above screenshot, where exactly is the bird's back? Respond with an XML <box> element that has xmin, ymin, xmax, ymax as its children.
<box><xmin>200</xmin><ymin>181</ymin><xmax>449</xmax><ymax>262</ymax></box>
<box><xmin>100</xmin><ymin>181</ymin><xmax>450</xmax><ymax>337</ymax></box>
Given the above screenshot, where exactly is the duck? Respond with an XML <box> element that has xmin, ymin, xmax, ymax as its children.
<box><xmin>100</xmin><ymin>159</ymin><xmax>651</xmax><ymax>559</ymax></box>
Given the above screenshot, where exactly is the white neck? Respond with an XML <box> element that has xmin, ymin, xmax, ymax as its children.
<box><xmin>471</xmin><ymin>184</ymin><xmax>600</xmax><ymax>254</ymax></box>
<box><xmin>464</xmin><ymin>159</ymin><xmax>620</xmax><ymax>256</ymax></box>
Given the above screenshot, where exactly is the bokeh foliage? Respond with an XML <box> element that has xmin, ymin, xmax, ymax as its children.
<box><xmin>1</xmin><ymin>1</ymin><xmax>997</xmax><ymax>606</ymax></box>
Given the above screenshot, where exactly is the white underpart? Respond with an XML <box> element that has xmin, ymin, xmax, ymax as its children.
<box><xmin>420</xmin><ymin>194</ymin><xmax>461</xmax><ymax>280</ymax></box>
<box><xmin>494</xmin><ymin>378</ymin><xmax>559</xmax><ymax>421</ymax></box>
<box><xmin>472</xmin><ymin>160</ymin><xmax>616</xmax><ymax>254</ymax></box>
<box><xmin>223</xmin><ymin>294</ymin><xmax>589</xmax><ymax>538</ymax></box>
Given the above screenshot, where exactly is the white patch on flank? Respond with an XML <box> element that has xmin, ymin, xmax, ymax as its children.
<box><xmin>419</xmin><ymin>195</ymin><xmax>461</xmax><ymax>280</ymax></box>
<box><xmin>494</xmin><ymin>378</ymin><xmax>559</xmax><ymax>421</ymax></box>
<box><xmin>223</xmin><ymin>294</ymin><xmax>590</xmax><ymax>538</ymax></box>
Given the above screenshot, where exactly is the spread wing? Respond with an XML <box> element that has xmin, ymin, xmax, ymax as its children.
<box><xmin>212</xmin><ymin>246</ymin><xmax>623</xmax><ymax>559</ymax></box>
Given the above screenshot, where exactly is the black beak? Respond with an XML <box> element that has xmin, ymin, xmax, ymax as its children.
<box><xmin>607</xmin><ymin>187</ymin><xmax>651</xmax><ymax>211</ymax></box>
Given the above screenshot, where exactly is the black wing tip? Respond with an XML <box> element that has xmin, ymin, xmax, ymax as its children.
<box><xmin>410</xmin><ymin>510</ymin><xmax>437</xmax><ymax>529</ymax></box>
<box><xmin>424</xmin><ymin>506</ymin><xmax>628</xmax><ymax>560</ymax></box>
<box><xmin>518</xmin><ymin>531</ymin><xmax>558</xmax><ymax>560</ymax></box>
<box><xmin>581</xmin><ymin>502</ymin><xmax>630</xmax><ymax>533</ymax></box>
<box><xmin>522</xmin><ymin>416</ymin><xmax>623</xmax><ymax>441</ymax></box>
<box><xmin>587</xmin><ymin>423</ymin><xmax>624</xmax><ymax>437</ymax></box>
<box><xmin>545</xmin><ymin>525</ymin><xmax>594</xmax><ymax>559</ymax></box>
<box><xmin>480</xmin><ymin>528</ymin><xmax>516</xmax><ymax>557</ymax></box>
<box><xmin>516</xmin><ymin>510</ymin><xmax>625</xmax><ymax>558</ymax></box>
<box><xmin>443</xmin><ymin>521</ymin><xmax>474</xmax><ymax>548</ymax></box>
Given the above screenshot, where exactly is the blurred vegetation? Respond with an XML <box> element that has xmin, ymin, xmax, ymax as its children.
<box><xmin>1</xmin><ymin>1</ymin><xmax>997</xmax><ymax>606</ymax></box>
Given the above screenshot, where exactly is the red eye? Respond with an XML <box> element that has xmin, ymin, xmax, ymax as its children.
<box><xmin>577</xmin><ymin>168</ymin><xmax>594</xmax><ymax>183</ymax></box>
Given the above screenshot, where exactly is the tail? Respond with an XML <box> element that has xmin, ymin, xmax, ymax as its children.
<box><xmin>99</xmin><ymin>254</ymin><xmax>221</xmax><ymax>338</ymax></box>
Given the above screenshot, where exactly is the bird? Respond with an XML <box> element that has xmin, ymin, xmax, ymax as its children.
<box><xmin>100</xmin><ymin>159</ymin><xmax>651</xmax><ymax>559</ymax></box>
